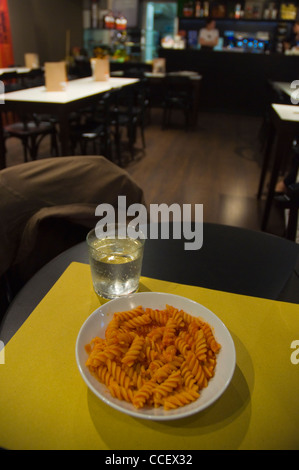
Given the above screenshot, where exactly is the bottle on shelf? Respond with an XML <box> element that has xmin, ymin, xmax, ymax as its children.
<box><xmin>115</xmin><ymin>12</ymin><xmax>127</xmax><ymax>31</ymax></box>
<box><xmin>195</xmin><ymin>1</ymin><xmax>201</xmax><ymax>17</ymax></box>
<box><xmin>235</xmin><ymin>3</ymin><xmax>241</xmax><ymax>19</ymax></box>
<box><xmin>104</xmin><ymin>11</ymin><xmax>115</xmax><ymax>29</ymax></box>
<box><xmin>183</xmin><ymin>1</ymin><xmax>194</xmax><ymax>17</ymax></box>
<box><xmin>91</xmin><ymin>0</ymin><xmax>98</xmax><ymax>29</ymax></box>
<box><xmin>268</xmin><ymin>2</ymin><xmax>278</xmax><ymax>19</ymax></box>
<box><xmin>203</xmin><ymin>1</ymin><xmax>209</xmax><ymax>17</ymax></box>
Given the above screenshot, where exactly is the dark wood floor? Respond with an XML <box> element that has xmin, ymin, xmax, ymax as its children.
<box><xmin>126</xmin><ymin>109</ymin><xmax>287</xmax><ymax>237</ymax></box>
<box><xmin>4</xmin><ymin>108</ymin><xmax>287</xmax><ymax>238</ymax></box>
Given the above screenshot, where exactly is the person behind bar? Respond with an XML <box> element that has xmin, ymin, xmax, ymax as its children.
<box><xmin>198</xmin><ymin>19</ymin><xmax>219</xmax><ymax>50</ymax></box>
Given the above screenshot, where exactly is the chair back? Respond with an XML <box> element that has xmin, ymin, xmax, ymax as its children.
<box><xmin>96</xmin><ymin>91</ymin><xmax>113</xmax><ymax>126</ymax></box>
<box><xmin>164</xmin><ymin>74</ymin><xmax>193</xmax><ymax>101</ymax></box>
<box><xmin>1</xmin><ymin>71</ymin><xmax>23</xmax><ymax>93</ymax></box>
<box><xmin>111</xmin><ymin>82</ymin><xmax>147</xmax><ymax>118</ymax></box>
<box><xmin>23</xmin><ymin>68</ymin><xmax>44</xmax><ymax>88</ymax></box>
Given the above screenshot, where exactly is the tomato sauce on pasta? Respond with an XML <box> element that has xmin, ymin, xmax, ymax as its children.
<box><xmin>85</xmin><ymin>305</ymin><xmax>221</xmax><ymax>410</ymax></box>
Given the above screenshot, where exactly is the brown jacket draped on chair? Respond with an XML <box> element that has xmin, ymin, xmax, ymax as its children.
<box><xmin>0</xmin><ymin>156</ymin><xmax>146</xmax><ymax>293</ymax></box>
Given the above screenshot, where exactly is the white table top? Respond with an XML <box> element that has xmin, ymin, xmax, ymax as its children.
<box><xmin>272</xmin><ymin>103</ymin><xmax>299</xmax><ymax>122</ymax></box>
<box><xmin>3</xmin><ymin>76</ymin><xmax>139</xmax><ymax>104</ymax></box>
<box><xmin>0</xmin><ymin>67</ymin><xmax>32</xmax><ymax>76</ymax></box>
<box><xmin>145</xmin><ymin>71</ymin><xmax>202</xmax><ymax>80</ymax></box>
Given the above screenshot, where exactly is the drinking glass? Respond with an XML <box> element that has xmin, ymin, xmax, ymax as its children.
<box><xmin>86</xmin><ymin>224</ymin><xmax>145</xmax><ymax>299</ymax></box>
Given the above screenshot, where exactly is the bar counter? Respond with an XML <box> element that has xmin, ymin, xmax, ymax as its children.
<box><xmin>159</xmin><ymin>49</ymin><xmax>299</xmax><ymax>115</ymax></box>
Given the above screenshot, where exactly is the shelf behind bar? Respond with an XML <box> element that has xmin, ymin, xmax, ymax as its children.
<box><xmin>179</xmin><ymin>17</ymin><xmax>297</xmax><ymax>23</ymax></box>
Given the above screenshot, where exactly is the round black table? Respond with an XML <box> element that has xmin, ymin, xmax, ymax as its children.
<box><xmin>1</xmin><ymin>222</ymin><xmax>299</xmax><ymax>344</ymax></box>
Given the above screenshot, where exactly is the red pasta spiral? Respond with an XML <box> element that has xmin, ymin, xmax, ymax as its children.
<box><xmin>85</xmin><ymin>304</ymin><xmax>221</xmax><ymax>411</ymax></box>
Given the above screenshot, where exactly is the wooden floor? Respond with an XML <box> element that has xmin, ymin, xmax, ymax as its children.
<box><xmin>126</xmin><ymin>109</ymin><xmax>286</xmax><ymax>237</ymax></box>
<box><xmin>4</xmin><ymin>108</ymin><xmax>287</xmax><ymax>238</ymax></box>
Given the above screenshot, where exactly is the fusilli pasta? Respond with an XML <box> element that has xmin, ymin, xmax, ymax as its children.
<box><xmin>85</xmin><ymin>304</ymin><xmax>221</xmax><ymax>410</ymax></box>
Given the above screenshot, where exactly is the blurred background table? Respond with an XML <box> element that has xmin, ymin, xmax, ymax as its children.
<box><xmin>257</xmin><ymin>104</ymin><xmax>299</xmax><ymax>231</ymax></box>
<box><xmin>1</xmin><ymin>76</ymin><xmax>139</xmax><ymax>161</ymax></box>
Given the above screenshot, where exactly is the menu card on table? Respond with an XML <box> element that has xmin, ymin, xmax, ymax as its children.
<box><xmin>152</xmin><ymin>58</ymin><xmax>166</xmax><ymax>74</ymax></box>
<box><xmin>90</xmin><ymin>58</ymin><xmax>110</xmax><ymax>81</ymax></box>
<box><xmin>24</xmin><ymin>53</ymin><xmax>39</xmax><ymax>69</ymax></box>
<box><xmin>45</xmin><ymin>61</ymin><xmax>67</xmax><ymax>92</ymax></box>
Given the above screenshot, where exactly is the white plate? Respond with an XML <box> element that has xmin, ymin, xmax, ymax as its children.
<box><xmin>75</xmin><ymin>292</ymin><xmax>236</xmax><ymax>421</ymax></box>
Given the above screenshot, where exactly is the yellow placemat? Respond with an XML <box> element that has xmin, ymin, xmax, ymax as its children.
<box><xmin>0</xmin><ymin>261</ymin><xmax>299</xmax><ymax>450</ymax></box>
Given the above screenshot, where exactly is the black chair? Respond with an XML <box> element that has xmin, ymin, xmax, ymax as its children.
<box><xmin>2</xmin><ymin>71</ymin><xmax>59</xmax><ymax>163</ymax></box>
<box><xmin>110</xmin><ymin>82</ymin><xmax>147</xmax><ymax>165</ymax></box>
<box><xmin>22</xmin><ymin>68</ymin><xmax>44</xmax><ymax>89</ymax></box>
<box><xmin>69</xmin><ymin>92</ymin><xmax>113</xmax><ymax>160</ymax></box>
<box><xmin>4</xmin><ymin>113</ymin><xmax>59</xmax><ymax>162</ymax></box>
<box><xmin>161</xmin><ymin>75</ymin><xmax>193</xmax><ymax>130</ymax></box>
<box><xmin>1</xmin><ymin>71</ymin><xmax>23</xmax><ymax>93</ymax></box>
<box><xmin>122</xmin><ymin>65</ymin><xmax>150</xmax><ymax>79</ymax></box>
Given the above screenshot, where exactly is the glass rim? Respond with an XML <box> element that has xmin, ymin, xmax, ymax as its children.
<box><xmin>86</xmin><ymin>223</ymin><xmax>146</xmax><ymax>246</ymax></box>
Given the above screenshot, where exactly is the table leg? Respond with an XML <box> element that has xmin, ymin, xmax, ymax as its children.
<box><xmin>257</xmin><ymin>121</ymin><xmax>275</xmax><ymax>199</ymax></box>
<box><xmin>261</xmin><ymin>131</ymin><xmax>289</xmax><ymax>231</ymax></box>
<box><xmin>57</xmin><ymin>109</ymin><xmax>70</xmax><ymax>156</ymax></box>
